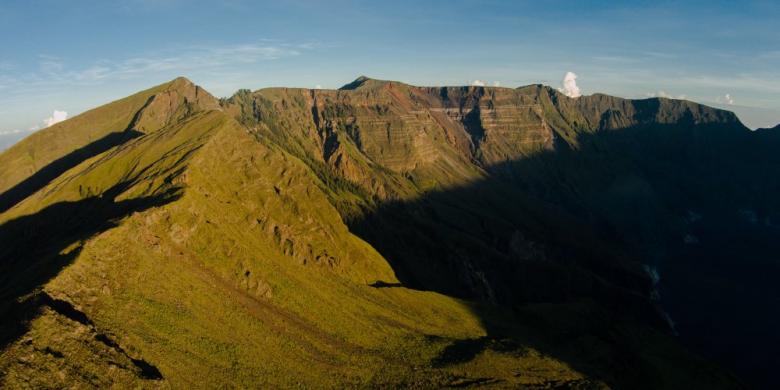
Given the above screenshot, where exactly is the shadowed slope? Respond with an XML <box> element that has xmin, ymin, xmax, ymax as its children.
<box><xmin>0</xmin><ymin>182</ymin><xmax>182</xmax><ymax>349</ymax></box>
<box><xmin>344</xmin><ymin>119</ymin><xmax>776</xmax><ymax>389</ymax></box>
<box><xmin>0</xmin><ymin>130</ymin><xmax>143</xmax><ymax>213</ymax></box>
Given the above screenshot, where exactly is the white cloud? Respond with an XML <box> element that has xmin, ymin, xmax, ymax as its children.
<box><xmin>715</xmin><ymin>93</ymin><xmax>735</xmax><ymax>105</ymax></box>
<box><xmin>471</xmin><ymin>80</ymin><xmax>502</xmax><ymax>87</ymax></box>
<box><xmin>558</xmin><ymin>71</ymin><xmax>581</xmax><ymax>98</ymax></box>
<box><xmin>43</xmin><ymin>110</ymin><xmax>68</xmax><ymax>127</ymax></box>
<box><xmin>314</xmin><ymin>84</ymin><xmax>322</xmax><ymax>89</ymax></box>
<box><xmin>645</xmin><ymin>91</ymin><xmax>687</xmax><ymax>100</ymax></box>
<box><xmin>646</xmin><ymin>90</ymin><xmax>672</xmax><ymax>98</ymax></box>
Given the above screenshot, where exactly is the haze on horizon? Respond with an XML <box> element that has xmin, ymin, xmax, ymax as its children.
<box><xmin>1</xmin><ymin>0</ymin><xmax>779</xmax><ymax>150</ymax></box>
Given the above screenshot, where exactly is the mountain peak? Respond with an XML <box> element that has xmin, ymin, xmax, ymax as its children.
<box><xmin>339</xmin><ymin>76</ymin><xmax>395</xmax><ymax>90</ymax></box>
<box><xmin>165</xmin><ymin>76</ymin><xmax>199</xmax><ymax>93</ymax></box>
<box><xmin>171</xmin><ymin>75</ymin><xmax>193</xmax><ymax>84</ymax></box>
<box><xmin>160</xmin><ymin>76</ymin><xmax>220</xmax><ymax>111</ymax></box>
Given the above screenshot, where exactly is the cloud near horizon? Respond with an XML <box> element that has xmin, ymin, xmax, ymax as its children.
<box><xmin>559</xmin><ymin>72</ymin><xmax>581</xmax><ymax>98</ymax></box>
<box><xmin>645</xmin><ymin>91</ymin><xmax>688</xmax><ymax>100</ymax></box>
<box><xmin>43</xmin><ymin>110</ymin><xmax>68</xmax><ymax>127</ymax></box>
<box><xmin>0</xmin><ymin>109</ymin><xmax>69</xmax><ymax>142</ymax></box>
<box><xmin>714</xmin><ymin>93</ymin><xmax>735</xmax><ymax>105</ymax></box>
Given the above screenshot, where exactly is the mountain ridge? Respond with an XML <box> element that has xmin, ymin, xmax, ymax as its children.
<box><xmin>1</xmin><ymin>75</ymin><xmax>774</xmax><ymax>388</ymax></box>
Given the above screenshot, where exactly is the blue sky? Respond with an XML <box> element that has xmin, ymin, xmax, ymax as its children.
<box><xmin>1</xmin><ymin>0</ymin><xmax>779</xmax><ymax>149</ymax></box>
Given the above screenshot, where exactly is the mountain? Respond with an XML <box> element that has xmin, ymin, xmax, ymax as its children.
<box><xmin>1</xmin><ymin>76</ymin><xmax>776</xmax><ymax>388</ymax></box>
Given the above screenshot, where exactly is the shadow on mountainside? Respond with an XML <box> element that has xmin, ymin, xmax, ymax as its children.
<box><xmin>0</xmin><ymin>130</ymin><xmax>143</xmax><ymax>214</ymax></box>
<box><xmin>350</xmin><ymin>122</ymin><xmax>780</xmax><ymax>388</ymax></box>
<box><xmin>0</xmin><ymin>181</ymin><xmax>181</xmax><ymax>352</ymax></box>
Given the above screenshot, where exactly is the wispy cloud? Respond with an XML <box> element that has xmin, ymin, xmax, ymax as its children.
<box><xmin>38</xmin><ymin>54</ymin><xmax>65</xmax><ymax>77</ymax></box>
<box><xmin>0</xmin><ymin>73</ymin><xmax>18</xmax><ymax>90</ymax></box>
<box><xmin>74</xmin><ymin>43</ymin><xmax>304</xmax><ymax>81</ymax></box>
<box><xmin>640</xmin><ymin>51</ymin><xmax>676</xmax><ymax>59</ymax></box>
<box><xmin>592</xmin><ymin>55</ymin><xmax>640</xmax><ymax>63</ymax></box>
<box><xmin>0</xmin><ymin>128</ymin><xmax>27</xmax><ymax>136</ymax></box>
<box><xmin>2</xmin><ymin>41</ymin><xmax>312</xmax><ymax>94</ymax></box>
<box><xmin>757</xmin><ymin>51</ymin><xmax>780</xmax><ymax>60</ymax></box>
<box><xmin>677</xmin><ymin>74</ymin><xmax>780</xmax><ymax>94</ymax></box>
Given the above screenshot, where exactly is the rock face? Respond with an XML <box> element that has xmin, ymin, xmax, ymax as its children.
<box><xmin>1</xmin><ymin>76</ymin><xmax>775</xmax><ymax>388</ymax></box>
<box><xmin>224</xmin><ymin>78</ymin><xmax>767</xmax><ymax>303</ymax></box>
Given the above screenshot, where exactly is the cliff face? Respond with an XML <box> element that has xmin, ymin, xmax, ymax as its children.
<box><xmin>223</xmin><ymin>78</ymin><xmax>765</xmax><ymax>303</ymax></box>
<box><xmin>2</xmin><ymin>76</ymin><xmax>773</xmax><ymax>388</ymax></box>
<box><xmin>227</xmin><ymin>79</ymin><xmax>746</xmax><ymax>195</ymax></box>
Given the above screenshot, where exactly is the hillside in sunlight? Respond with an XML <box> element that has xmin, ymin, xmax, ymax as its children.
<box><xmin>2</xmin><ymin>76</ymin><xmax>778</xmax><ymax>388</ymax></box>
